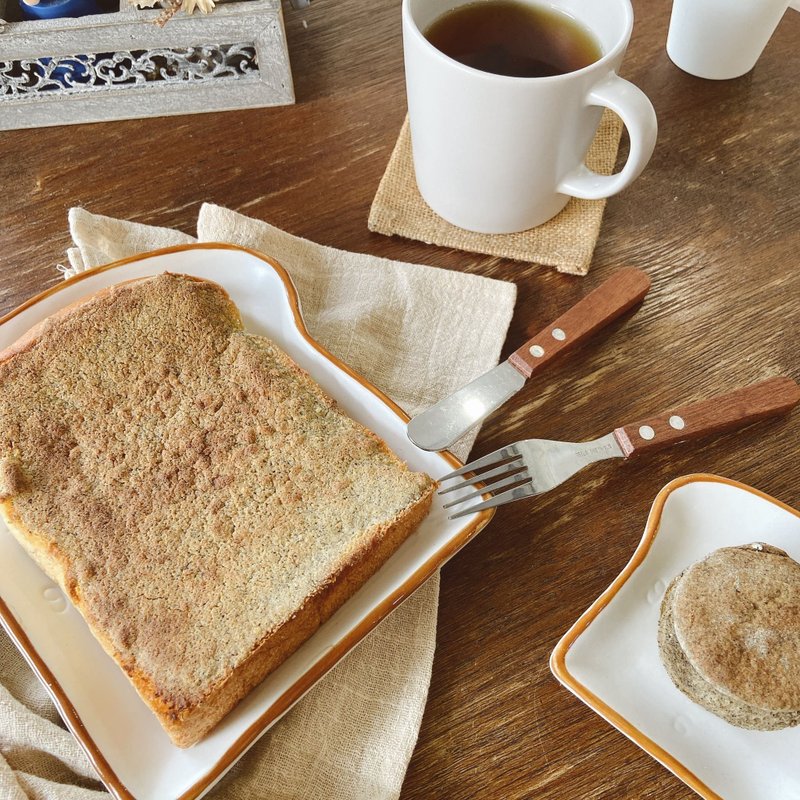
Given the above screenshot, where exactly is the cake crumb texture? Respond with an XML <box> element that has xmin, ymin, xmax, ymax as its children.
<box><xmin>659</xmin><ymin>543</ymin><xmax>800</xmax><ymax>730</ymax></box>
<box><xmin>671</xmin><ymin>544</ymin><xmax>800</xmax><ymax>711</ymax></box>
<box><xmin>0</xmin><ymin>273</ymin><xmax>435</xmax><ymax>744</ymax></box>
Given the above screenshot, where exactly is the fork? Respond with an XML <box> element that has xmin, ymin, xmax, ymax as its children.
<box><xmin>439</xmin><ymin>376</ymin><xmax>800</xmax><ymax>519</ymax></box>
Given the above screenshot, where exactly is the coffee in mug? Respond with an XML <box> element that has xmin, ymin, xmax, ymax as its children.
<box><xmin>403</xmin><ymin>0</ymin><xmax>658</xmax><ymax>234</ymax></box>
<box><xmin>424</xmin><ymin>0</ymin><xmax>602</xmax><ymax>78</ymax></box>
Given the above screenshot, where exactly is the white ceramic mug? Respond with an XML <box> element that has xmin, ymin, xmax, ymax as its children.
<box><xmin>667</xmin><ymin>0</ymin><xmax>800</xmax><ymax>80</ymax></box>
<box><xmin>402</xmin><ymin>0</ymin><xmax>658</xmax><ymax>234</ymax></box>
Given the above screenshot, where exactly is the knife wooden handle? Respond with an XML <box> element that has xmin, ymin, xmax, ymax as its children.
<box><xmin>508</xmin><ymin>267</ymin><xmax>651</xmax><ymax>379</ymax></box>
<box><xmin>613</xmin><ymin>377</ymin><xmax>800</xmax><ymax>457</ymax></box>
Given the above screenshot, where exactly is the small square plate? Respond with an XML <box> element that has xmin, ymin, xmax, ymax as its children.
<box><xmin>0</xmin><ymin>244</ymin><xmax>493</xmax><ymax>800</ymax></box>
<box><xmin>551</xmin><ymin>474</ymin><xmax>800</xmax><ymax>800</ymax></box>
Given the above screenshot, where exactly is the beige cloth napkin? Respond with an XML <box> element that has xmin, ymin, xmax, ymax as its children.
<box><xmin>0</xmin><ymin>204</ymin><xmax>516</xmax><ymax>800</ymax></box>
<box><xmin>368</xmin><ymin>111</ymin><xmax>624</xmax><ymax>276</ymax></box>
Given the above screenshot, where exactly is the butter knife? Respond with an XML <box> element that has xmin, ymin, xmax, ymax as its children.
<box><xmin>407</xmin><ymin>267</ymin><xmax>651</xmax><ymax>451</ymax></box>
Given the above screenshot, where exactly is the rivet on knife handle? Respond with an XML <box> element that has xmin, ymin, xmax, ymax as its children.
<box><xmin>613</xmin><ymin>376</ymin><xmax>800</xmax><ymax>457</ymax></box>
<box><xmin>508</xmin><ymin>267</ymin><xmax>651</xmax><ymax>379</ymax></box>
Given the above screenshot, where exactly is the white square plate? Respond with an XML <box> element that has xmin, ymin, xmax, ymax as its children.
<box><xmin>0</xmin><ymin>244</ymin><xmax>493</xmax><ymax>800</ymax></box>
<box><xmin>551</xmin><ymin>474</ymin><xmax>800</xmax><ymax>800</ymax></box>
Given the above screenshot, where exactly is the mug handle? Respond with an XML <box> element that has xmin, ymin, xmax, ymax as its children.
<box><xmin>557</xmin><ymin>74</ymin><xmax>658</xmax><ymax>201</ymax></box>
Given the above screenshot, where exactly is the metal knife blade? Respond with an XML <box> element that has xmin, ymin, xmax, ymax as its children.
<box><xmin>407</xmin><ymin>361</ymin><xmax>525</xmax><ymax>451</ymax></box>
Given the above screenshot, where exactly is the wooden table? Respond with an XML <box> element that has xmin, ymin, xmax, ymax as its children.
<box><xmin>1</xmin><ymin>0</ymin><xmax>798</xmax><ymax>797</ymax></box>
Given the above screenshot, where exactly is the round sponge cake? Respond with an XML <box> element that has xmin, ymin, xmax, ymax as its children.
<box><xmin>658</xmin><ymin>543</ymin><xmax>800</xmax><ymax>730</ymax></box>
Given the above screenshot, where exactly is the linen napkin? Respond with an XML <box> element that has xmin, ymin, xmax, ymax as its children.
<box><xmin>368</xmin><ymin>110</ymin><xmax>624</xmax><ymax>276</ymax></box>
<box><xmin>0</xmin><ymin>204</ymin><xmax>516</xmax><ymax>800</ymax></box>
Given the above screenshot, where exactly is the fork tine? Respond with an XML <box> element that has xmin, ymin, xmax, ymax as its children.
<box><xmin>438</xmin><ymin>444</ymin><xmax>522</xmax><ymax>481</ymax></box>
<box><xmin>447</xmin><ymin>481</ymin><xmax>538</xmax><ymax>520</ymax></box>
<box><xmin>437</xmin><ymin>456</ymin><xmax>525</xmax><ymax>495</ymax></box>
<box><xmin>441</xmin><ymin>470</ymin><xmax>531</xmax><ymax>509</ymax></box>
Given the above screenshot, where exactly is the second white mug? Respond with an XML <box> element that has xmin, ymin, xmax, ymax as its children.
<box><xmin>402</xmin><ymin>0</ymin><xmax>658</xmax><ymax>234</ymax></box>
<box><xmin>666</xmin><ymin>0</ymin><xmax>799</xmax><ymax>80</ymax></box>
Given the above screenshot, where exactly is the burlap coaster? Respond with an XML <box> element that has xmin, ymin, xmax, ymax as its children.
<box><xmin>368</xmin><ymin>110</ymin><xmax>623</xmax><ymax>276</ymax></box>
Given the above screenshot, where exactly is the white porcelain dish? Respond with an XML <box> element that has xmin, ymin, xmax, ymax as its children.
<box><xmin>551</xmin><ymin>474</ymin><xmax>800</xmax><ymax>800</ymax></box>
<box><xmin>0</xmin><ymin>244</ymin><xmax>493</xmax><ymax>800</ymax></box>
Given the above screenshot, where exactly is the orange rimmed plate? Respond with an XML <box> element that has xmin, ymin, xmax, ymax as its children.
<box><xmin>551</xmin><ymin>474</ymin><xmax>800</xmax><ymax>800</ymax></box>
<box><xmin>0</xmin><ymin>243</ymin><xmax>494</xmax><ymax>800</ymax></box>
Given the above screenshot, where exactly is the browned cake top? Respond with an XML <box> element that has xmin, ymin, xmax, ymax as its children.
<box><xmin>0</xmin><ymin>273</ymin><xmax>433</xmax><ymax>711</ymax></box>
<box><xmin>671</xmin><ymin>543</ymin><xmax>800</xmax><ymax>711</ymax></box>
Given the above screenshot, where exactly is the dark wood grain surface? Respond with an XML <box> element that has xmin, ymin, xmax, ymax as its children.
<box><xmin>2</xmin><ymin>1</ymin><xmax>798</xmax><ymax>797</ymax></box>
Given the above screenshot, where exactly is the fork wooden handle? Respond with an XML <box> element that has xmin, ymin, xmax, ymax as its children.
<box><xmin>613</xmin><ymin>377</ymin><xmax>800</xmax><ymax>457</ymax></box>
<box><xmin>508</xmin><ymin>267</ymin><xmax>651</xmax><ymax>379</ymax></box>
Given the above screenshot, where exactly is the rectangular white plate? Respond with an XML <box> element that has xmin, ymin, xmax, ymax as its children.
<box><xmin>551</xmin><ymin>474</ymin><xmax>800</xmax><ymax>800</ymax></box>
<box><xmin>0</xmin><ymin>243</ymin><xmax>493</xmax><ymax>800</ymax></box>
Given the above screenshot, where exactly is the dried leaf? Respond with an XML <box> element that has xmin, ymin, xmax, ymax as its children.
<box><xmin>154</xmin><ymin>0</ymin><xmax>180</xmax><ymax>26</ymax></box>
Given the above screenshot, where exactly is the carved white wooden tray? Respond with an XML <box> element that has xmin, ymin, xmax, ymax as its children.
<box><xmin>0</xmin><ymin>0</ymin><xmax>294</xmax><ymax>129</ymax></box>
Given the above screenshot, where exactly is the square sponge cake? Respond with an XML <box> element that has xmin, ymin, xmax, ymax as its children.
<box><xmin>0</xmin><ymin>273</ymin><xmax>435</xmax><ymax>747</ymax></box>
